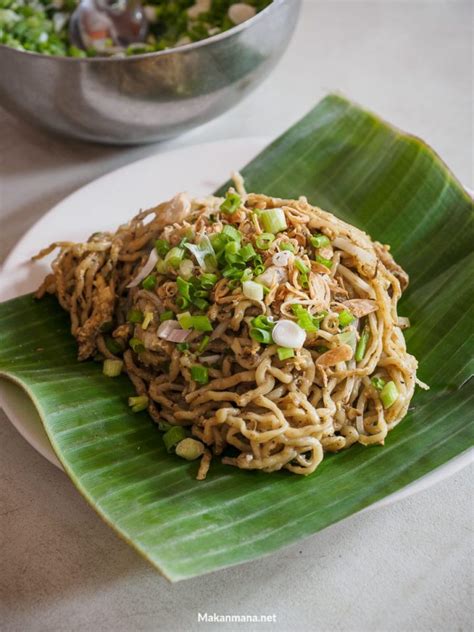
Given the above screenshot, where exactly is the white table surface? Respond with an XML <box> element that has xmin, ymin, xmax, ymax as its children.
<box><xmin>0</xmin><ymin>1</ymin><xmax>472</xmax><ymax>631</ymax></box>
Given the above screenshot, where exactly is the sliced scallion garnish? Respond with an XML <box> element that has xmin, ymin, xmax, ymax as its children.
<box><xmin>355</xmin><ymin>326</ymin><xmax>370</xmax><ymax>362</ymax></box>
<box><xmin>128</xmin><ymin>395</ymin><xmax>149</xmax><ymax>412</ymax></box>
<box><xmin>277</xmin><ymin>347</ymin><xmax>295</xmax><ymax>361</ymax></box>
<box><xmin>315</xmin><ymin>254</ymin><xmax>332</xmax><ymax>269</ymax></box>
<box><xmin>380</xmin><ymin>381</ymin><xmax>398</xmax><ymax>408</ymax></box>
<box><xmin>163</xmin><ymin>426</ymin><xmax>187</xmax><ymax>453</ymax></box>
<box><xmin>255</xmin><ymin>233</ymin><xmax>275</xmax><ymax>250</ymax></box>
<box><xmin>220</xmin><ymin>192</ymin><xmax>241</xmax><ymax>214</ymax></box>
<box><xmin>260</xmin><ymin>208</ymin><xmax>287</xmax><ymax>234</ymax></box>
<box><xmin>160</xmin><ymin>310</ymin><xmax>174</xmax><ymax>322</ymax></box>
<box><xmin>310</xmin><ymin>233</ymin><xmax>330</xmax><ymax>249</ymax></box>
<box><xmin>338</xmin><ymin>309</ymin><xmax>355</xmax><ymax>328</ymax></box>
<box><xmin>127</xmin><ymin>308</ymin><xmax>143</xmax><ymax>324</ymax></box>
<box><xmin>250</xmin><ymin>328</ymin><xmax>273</xmax><ymax>344</ymax></box>
<box><xmin>102</xmin><ymin>359</ymin><xmax>123</xmax><ymax>377</ymax></box>
<box><xmin>141</xmin><ymin>274</ymin><xmax>157</xmax><ymax>291</ymax></box>
<box><xmin>155</xmin><ymin>239</ymin><xmax>170</xmax><ymax>257</ymax></box>
<box><xmin>191</xmin><ymin>364</ymin><xmax>209</xmax><ymax>384</ymax></box>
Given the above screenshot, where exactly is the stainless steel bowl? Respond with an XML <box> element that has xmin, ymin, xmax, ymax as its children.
<box><xmin>0</xmin><ymin>0</ymin><xmax>301</xmax><ymax>144</ymax></box>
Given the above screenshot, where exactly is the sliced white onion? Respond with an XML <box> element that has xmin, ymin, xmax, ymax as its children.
<box><xmin>168</xmin><ymin>329</ymin><xmax>191</xmax><ymax>343</ymax></box>
<box><xmin>157</xmin><ymin>320</ymin><xmax>190</xmax><ymax>342</ymax></box>
<box><xmin>271</xmin><ymin>320</ymin><xmax>306</xmax><ymax>349</ymax></box>
<box><xmin>199</xmin><ymin>354</ymin><xmax>221</xmax><ymax>364</ymax></box>
<box><xmin>272</xmin><ymin>251</ymin><xmax>293</xmax><ymax>267</ymax></box>
<box><xmin>242</xmin><ymin>280</ymin><xmax>264</xmax><ymax>301</ymax></box>
<box><xmin>255</xmin><ymin>266</ymin><xmax>287</xmax><ymax>288</ymax></box>
<box><xmin>126</xmin><ymin>249</ymin><xmax>158</xmax><ymax>288</ymax></box>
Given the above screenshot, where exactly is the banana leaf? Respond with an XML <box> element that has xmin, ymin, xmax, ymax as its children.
<box><xmin>0</xmin><ymin>94</ymin><xmax>472</xmax><ymax>581</ymax></box>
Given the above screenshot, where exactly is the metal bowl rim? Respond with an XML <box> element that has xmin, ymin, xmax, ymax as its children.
<box><xmin>0</xmin><ymin>0</ymin><xmax>291</xmax><ymax>63</ymax></box>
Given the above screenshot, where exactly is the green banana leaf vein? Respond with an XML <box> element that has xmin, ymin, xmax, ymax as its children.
<box><xmin>0</xmin><ymin>94</ymin><xmax>472</xmax><ymax>581</ymax></box>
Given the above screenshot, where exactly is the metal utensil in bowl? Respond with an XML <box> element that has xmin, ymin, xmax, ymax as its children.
<box><xmin>0</xmin><ymin>0</ymin><xmax>301</xmax><ymax>145</ymax></box>
<box><xmin>69</xmin><ymin>0</ymin><xmax>148</xmax><ymax>52</ymax></box>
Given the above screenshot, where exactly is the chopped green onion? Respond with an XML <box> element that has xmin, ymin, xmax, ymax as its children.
<box><xmin>197</xmin><ymin>335</ymin><xmax>210</xmax><ymax>354</ymax></box>
<box><xmin>291</xmin><ymin>304</ymin><xmax>305</xmax><ymax>316</ymax></box>
<box><xmin>225</xmin><ymin>241</ymin><xmax>240</xmax><ymax>263</ymax></box>
<box><xmin>127</xmin><ymin>309</ymin><xmax>143</xmax><ymax>324</ymax></box>
<box><xmin>176</xmin><ymin>276</ymin><xmax>192</xmax><ymax>301</ymax></box>
<box><xmin>355</xmin><ymin>326</ymin><xmax>370</xmax><ymax>362</ymax></box>
<box><xmin>255</xmin><ymin>233</ymin><xmax>275</xmax><ymax>250</ymax></box>
<box><xmin>315</xmin><ymin>345</ymin><xmax>328</xmax><ymax>353</ymax></box>
<box><xmin>164</xmin><ymin>246</ymin><xmax>185</xmax><ymax>269</ymax></box>
<box><xmin>163</xmin><ymin>426</ymin><xmax>187</xmax><ymax>453</ymax></box>
<box><xmin>250</xmin><ymin>328</ymin><xmax>273</xmax><ymax>344</ymax></box>
<box><xmin>105</xmin><ymin>336</ymin><xmax>125</xmax><ymax>355</ymax></box>
<box><xmin>280</xmin><ymin>242</ymin><xmax>296</xmax><ymax>253</ymax></box>
<box><xmin>142</xmin><ymin>311</ymin><xmax>154</xmax><ymax>330</ymax></box>
<box><xmin>191</xmin><ymin>315</ymin><xmax>213</xmax><ymax>332</ymax></box>
<box><xmin>158</xmin><ymin>420</ymin><xmax>172</xmax><ymax>432</ymax></box>
<box><xmin>178</xmin><ymin>236</ymin><xmax>188</xmax><ymax>248</ymax></box>
<box><xmin>251</xmin><ymin>315</ymin><xmax>275</xmax><ymax>331</ymax></box>
<box><xmin>371</xmin><ymin>376</ymin><xmax>386</xmax><ymax>391</ymax></box>
<box><xmin>380</xmin><ymin>381</ymin><xmax>398</xmax><ymax>409</ymax></box>
<box><xmin>175</xmin><ymin>438</ymin><xmax>205</xmax><ymax>461</ymax></box>
<box><xmin>129</xmin><ymin>337</ymin><xmax>145</xmax><ymax>353</ymax></box>
<box><xmin>222</xmin><ymin>266</ymin><xmax>244</xmax><ymax>280</ymax></box>
<box><xmin>177</xmin><ymin>311</ymin><xmax>193</xmax><ymax>329</ymax></box>
<box><xmin>156</xmin><ymin>259</ymin><xmax>168</xmax><ymax>274</ymax></box>
<box><xmin>160</xmin><ymin>310</ymin><xmax>174</xmax><ymax>322</ymax></box>
<box><xmin>294</xmin><ymin>258</ymin><xmax>309</xmax><ymax>274</ymax></box>
<box><xmin>310</xmin><ymin>233</ymin><xmax>330</xmax><ymax>249</ymax></box>
<box><xmin>103</xmin><ymin>359</ymin><xmax>123</xmax><ymax>377</ymax></box>
<box><xmin>277</xmin><ymin>347</ymin><xmax>295</xmax><ymax>361</ymax></box>
<box><xmin>155</xmin><ymin>239</ymin><xmax>170</xmax><ymax>257</ymax></box>
<box><xmin>253</xmin><ymin>264</ymin><xmax>265</xmax><ymax>276</ymax></box>
<box><xmin>299</xmin><ymin>272</ymin><xmax>309</xmax><ymax>289</ymax></box>
<box><xmin>260</xmin><ymin>208</ymin><xmax>287</xmax><ymax>234</ymax></box>
<box><xmin>177</xmin><ymin>342</ymin><xmax>189</xmax><ymax>352</ymax></box>
<box><xmin>194</xmin><ymin>289</ymin><xmax>209</xmax><ymax>298</ymax></box>
<box><xmin>338</xmin><ymin>309</ymin><xmax>355</xmax><ymax>328</ymax></box>
<box><xmin>315</xmin><ymin>254</ymin><xmax>332</xmax><ymax>269</ymax></box>
<box><xmin>242</xmin><ymin>280</ymin><xmax>264</xmax><ymax>301</ymax></box>
<box><xmin>290</xmin><ymin>305</ymin><xmax>323</xmax><ymax>333</ymax></box>
<box><xmin>239</xmin><ymin>244</ymin><xmax>257</xmax><ymax>262</ymax></box>
<box><xmin>295</xmin><ymin>310</ymin><xmax>319</xmax><ymax>333</ymax></box>
<box><xmin>222</xmin><ymin>224</ymin><xmax>242</xmax><ymax>242</ymax></box>
<box><xmin>191</xmin><ymin>364</ymin><xmax>209</xmax><ymax>384</ymax></box>
<box><xmin>141</xmin><ymin>274</ymin><xmax>157</xmax><ymax>291</ymax></box>
<box><xmin>220</xmin><ymin>192</ymin><xmax>241</xmax><ymax>214</ymax></box>
<box><xmin>194</xmin><ymin>298</ymin><xmax>209</xmax><ymax>311</ymax></box>
<box><xmin>199</xmin><ymin>273</ymin><xmax>218</xmax><ymax>289</ymax></box>
<box><xmin>128</xmin><ymin>395</ymin><xmax>149</xmax><ymax>413</ymax></box>
<box><xmin>240</xmin><ymin>268</ymin><xmax>253</xmax><ymax>283</ymax></box>
<box><xmin>176</xmin><ymin>296</ymin><xmax>190</xmax><ymax>310</ymax></box>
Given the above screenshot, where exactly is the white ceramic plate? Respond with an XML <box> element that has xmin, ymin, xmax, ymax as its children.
<box><xmin>0</xmin><ymin>138</ymin><xmax>471</xmax><ymax>509</ymax></box>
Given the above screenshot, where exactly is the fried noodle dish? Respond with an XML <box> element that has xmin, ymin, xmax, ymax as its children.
<box><xmin>35</xmin><ymin>175</ymin><xmax>426</xmax><ymax>480</ymax></box>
